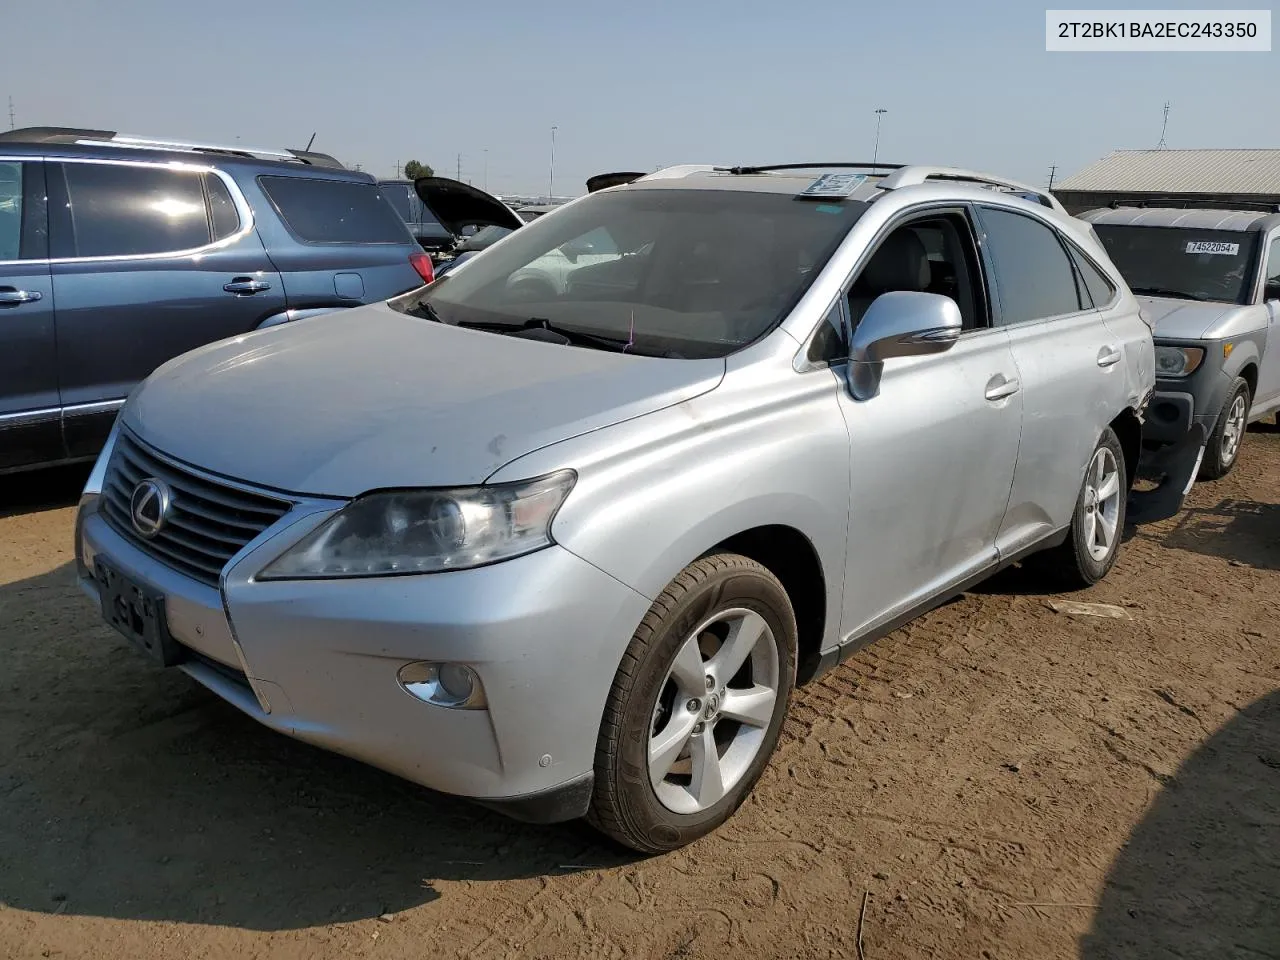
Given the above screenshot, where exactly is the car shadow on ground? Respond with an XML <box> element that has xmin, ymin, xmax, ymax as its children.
<box><xmin>0</xmin><ymin>463</ymin><xmax>92</xmax><ymax>518</ymax></box>
<box><xmin>0</xmin><ymin>562</ymin><xmax>635</xmax><ymax>932</ymax></box>
<box><xmin>1146</xmin><ymin>498</ymin><xmax>1280</xmax><ymax>571</ymax></box>
<box><xmin>1081</xmin><ymin>688</ymin><xmax>1280</xmax><ymax>959</ymax></box>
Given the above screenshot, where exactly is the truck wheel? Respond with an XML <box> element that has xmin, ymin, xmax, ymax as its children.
<box><xmin>1027</xmin><ymin>427</ymin><xmax>1127</xmax><ymax>590</ymax></box>
<box><xmin>588</xmin><ymin>553</ymin><xmax>796</xmax><ymax>854</ymax></box>
<box><xmin>1199</xmin><ymin>377</ymin><xmax>1250</xmax><ymax>480</ymax></box>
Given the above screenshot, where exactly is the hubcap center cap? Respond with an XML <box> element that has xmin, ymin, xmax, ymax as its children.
<box><xmin>703</xmin><ymin>686</ymin><xmax>726</xmax><ymax>720</ymax></box>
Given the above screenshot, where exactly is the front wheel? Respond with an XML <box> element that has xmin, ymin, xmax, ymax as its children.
<box><xmin>1027</xmin><ymin>427</ymin><xmax>1127</xmax><ymax>589</ymax></box>
<box><xmin>588</xmin><ymin>553</ymin><xmax>796</xmax><ymax>854</ymax></box>
<box><xmin>1198</xmin><ymin>377</ymin><xmax>1250</xmax><ymax>481</ymax></box>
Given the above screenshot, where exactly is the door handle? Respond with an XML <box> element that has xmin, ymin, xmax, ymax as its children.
<box><xmin>1097</xmin><ymin>345</ymin><xmax>1123</xmax><ymax>368</ymax></box>
<box><xmin>224</xmin><ymin>278</ymin><xmax>272</xmax><ymax>295</ymax></box>
<box><xmin>0</xmin><ymin>288</ymin><xmax>43</xmax><ymax>306</ymax></box>
<box><xmin>984</xmin><ymin>374</ymin><xmax>1021</xmax><ymax>401</ymax></box>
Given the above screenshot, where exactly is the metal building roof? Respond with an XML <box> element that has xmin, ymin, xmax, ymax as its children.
<box><xmin>1056</xmin><ymin>149</ymin><xmax>1280</xmax><ymax>195</ymax></box>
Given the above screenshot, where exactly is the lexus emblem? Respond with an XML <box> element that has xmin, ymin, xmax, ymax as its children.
<box><xmin>130</xmin><ymin>478</ymin><xmax>172</xmax><ymax>539</ymax></box>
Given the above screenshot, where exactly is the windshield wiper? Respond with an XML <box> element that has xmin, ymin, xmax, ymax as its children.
<box><xmin>456</xmin><ymin>317</ymin><xmax>640</xmax><ymax>354</ymax></box>
<box><xmin>1129</xmin><ymin>286</ymin><xmax>1208</xmax><ymax>302</ymax></box>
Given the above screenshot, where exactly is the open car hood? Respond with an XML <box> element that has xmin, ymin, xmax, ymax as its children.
<box><xmin>586</xmin><ymin>171</ymin><xmax>647</xmax><ymax>193</ymax></box>
<box><xmin>413</xmin><ymin>176</ymin><xmax>524</xmax><ymax>235</ymax></box>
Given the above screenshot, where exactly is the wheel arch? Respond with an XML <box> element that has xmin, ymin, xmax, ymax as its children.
<box><xmin>706</xmin><ymin>525</ymin><xmax>829</xmax><ymax>686</ymax></box>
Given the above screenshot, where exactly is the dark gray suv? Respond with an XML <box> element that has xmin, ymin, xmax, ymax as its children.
<box><xmin>0</xmin><ymin>128</ymin><xmax>431</xmax><ymax>474</ymax></box>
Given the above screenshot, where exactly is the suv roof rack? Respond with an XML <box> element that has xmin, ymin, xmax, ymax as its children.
<box><xmin>876</xmin><ymin>166</ymin><xmax>1063</xmax><ymax>211</ymax></box>
<box><xmin>0</xmin><ymin>126</ymin><xmax>346</xmax><ymax>169</ymax></box>
<box><xmin>716</xmin><ymin>162</ymin><xmax>905</xmax><ymax>175</ymax></box>
<box><xmin>1107</xmin><ymin>196</ymin><xmax>1280</xmax><ymax>214</ymax></box>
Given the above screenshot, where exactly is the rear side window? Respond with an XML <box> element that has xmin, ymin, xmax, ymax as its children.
<box><xmin>1066</xmin><ymin>242</ymin><xmax>1117</xmax><ymax>308</ymax></box>
<box><xmin>979</xmin><ymin>207</ymin><xmax>1084</xmax><ymax>325</ymax></box>
<box><xmin>259</xmin><ymin>176</ymin><xmax>410</xmax><ymax>244</ymax></box>
<box><xmin>62</xmin><ymin>162</ymin><xmax>211</xmax><ymax>257</ymax></box>
<box><xmin>205</xmin><ymin>174</ymin><xmax>240</xmax><ymax>241</ymax></box>
<box><xmin>0</xmin><ymin>162</ymin><xmax>22</xmax><ymax>261</ymax></box>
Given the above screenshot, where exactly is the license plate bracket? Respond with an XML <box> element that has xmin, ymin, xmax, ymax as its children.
<box><xmin>95</xmin><ymin>557</ymin><xmax>185</xmax><ymax>667</ymax></box>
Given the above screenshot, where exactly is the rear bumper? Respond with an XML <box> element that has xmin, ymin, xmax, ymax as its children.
<box><xmin>76</xmin><ymin>498</ymin><xmax>650</xmax><ymax>819</ymax></box>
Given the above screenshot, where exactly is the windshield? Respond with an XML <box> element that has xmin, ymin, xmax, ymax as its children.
<box><xmin>397</xmin><ymin>187</ymin><xmax>866</xmax><ymax>358</ymax></box>
<box><xmin>1093</xmin><ymin>224</ymin><xmax>1260</xmax><ymax>305</ymax></box>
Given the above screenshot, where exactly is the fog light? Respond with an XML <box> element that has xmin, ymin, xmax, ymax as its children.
<box><xmin>398</xmin><ymin>661</ymin><xmax>487</xmax><ymax>709</ymax></box>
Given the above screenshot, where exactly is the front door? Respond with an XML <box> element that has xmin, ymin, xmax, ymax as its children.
<box><xmin>48</xmin><ymin>159</ymin><xmax>285</xmax><ymax>458</ymax></box>
<box><xmin>0</xmin><ymin>158</ymin><xmax>61</xmax><ymax>471</ymax></box>
<box><xmin>832</xmin><ymin>209</ymin><xmax>1023</xmax><ymax>639</ymax></box>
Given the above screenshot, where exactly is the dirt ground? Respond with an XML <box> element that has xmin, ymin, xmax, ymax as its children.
<box><xmin>1</xmin><ymin>430</ymin><xmax>1277</xmax><ymax>960</ymax></box>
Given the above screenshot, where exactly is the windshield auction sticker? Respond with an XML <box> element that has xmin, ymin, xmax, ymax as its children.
<box><xmin>1046</xmin><ymin>10</ymin><xmax>1270</xmax><ymax>51</ymax></box>
<box><xmin>1186</xmin><ymin>241</ymin><xmax>1242</xmax><ymax>256</ymax></box>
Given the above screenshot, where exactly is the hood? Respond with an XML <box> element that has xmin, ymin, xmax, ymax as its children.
<box><xmin>586</xmin><ymin>171</ymin><xmax>647</xmax><ymax>193</ymax></box>
<box><xmin>1137</xmin><ymin>296</ymin><xmax>1266</xmax><ymax>341</ymax></box>
<box><xmin>124</xmin><ymin>303</ymin><xmax>725</xmax><ymax>498</ymax></box>
<box><xmin>413</xmin><ymin>176</ymin><xmax>524</xmax><ymax>235</ymax></box>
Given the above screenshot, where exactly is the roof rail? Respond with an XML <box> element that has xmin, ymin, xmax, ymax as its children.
<box><xmin>877</xmin><ymin>166</ymin><xmax>1064</xmax><ymax>211</ymax></box>
<box><xmin>0</xmin><ymin>126</ymin><xmax>346</xmax><ymax>168</ymax></box>
<box><xmin>716</xmin><ymin>162</ymin><xmax>905</xmax><ymax>175</ymax></box>
<box><xmin>1107</xmin><ymin>196</ymin><xmax>1280</xmax><ymax>214</ymax></box>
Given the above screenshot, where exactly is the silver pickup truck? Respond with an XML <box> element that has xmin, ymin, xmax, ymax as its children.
<box><xmin>1080</xmin><ymin>204</ymin><xmax>1280</xmax><ymax>479</ymax></box>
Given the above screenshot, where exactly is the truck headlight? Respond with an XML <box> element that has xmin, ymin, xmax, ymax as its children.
<box><xmin>1154</xmin><ymin>345</ymin><xmax>1204</xmax><ymax>378</ymax></box>
<box><xmin>257</xmin><ymin>471</ymin><xmax>575</xmax><ymax>580</ymax></box>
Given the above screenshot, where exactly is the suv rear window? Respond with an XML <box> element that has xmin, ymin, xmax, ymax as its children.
<box><xmin>259</xmin><ymin>176</ymin><xmax>411</xmax><ymax>244</ymax></box>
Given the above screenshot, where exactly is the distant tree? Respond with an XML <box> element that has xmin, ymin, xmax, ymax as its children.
<box><xmin>404</xmin><ymin>160</ymin><xmax>434</xmax><ymax>180</ymax></box>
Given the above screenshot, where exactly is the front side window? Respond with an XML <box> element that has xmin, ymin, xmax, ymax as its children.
<box><xmin>979</xmin><ymin>207</ymin><xmax>1084</xmax><ymax>325</ymax></box>
<box><xmin>1092</xmin><ymin>224</ymin><xmax>1260</xmax><ymax>305</ymax></box>
<box><xmin>259</xmin><ymin>176</ymin><xmax>412</xmax><ymax>244</ymax></box>
<box><xmin>62</xmin><ymin>162</ymin><xmax>210</xmax><ymax>258</ymax></box>
<box><xmin>0</xmin><ymin>162</ymin><xmax>21</xmax><ymax>261</ymax></box>
<box><xmin>401</xmin><ymin>188</ymin><xmax>867</xmax><ymax>359</ymax></box>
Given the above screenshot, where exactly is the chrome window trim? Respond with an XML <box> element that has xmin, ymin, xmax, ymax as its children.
<box><xmin>0</xmin><ymin>155</ymin><xmax>256</xmax><ymax>266</ymax></box>
<box><xmin>0</xmin><ymin>405</ymin><xmax>60</xmax><ymax>427</ymax></box>
<box><xmin>0</xmin><ymin>397</ymin><xmax>127</xmax><ymax>427</ymax></box>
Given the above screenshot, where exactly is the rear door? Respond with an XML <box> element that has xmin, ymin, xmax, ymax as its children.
<box><xmin>250</xmin><ymin>174</ymin><xmax>423</xmax><ymax>305</ymax></box>
<box><xmin>1258</xmin><ymin>234</ymin><xmax>1280</xmax><ymax>405</ymax></box>
<box><xmin>48</xmin><ymin>159</ymin><xmax>285</xmax><ymax>457</ymax></box>
<box><xmin>0</xmin><ymin>157</ymin><xmax>60</xmax><ymax>470</ymax></box>
<box><xmin>975</xmin><ymin>204</ymin><xmax>1123</xmax><ymax>556</ymax></box>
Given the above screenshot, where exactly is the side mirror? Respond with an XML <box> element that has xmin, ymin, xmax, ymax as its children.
<box><xmin>846</xmin><ymin>291</ymin><xmax>962</xmax><ymax>401</ymax></box>
<box><xmin>1265</xmin><ymin>280</ymin><xmax>1280</xmax><ymax>304</ymax></box>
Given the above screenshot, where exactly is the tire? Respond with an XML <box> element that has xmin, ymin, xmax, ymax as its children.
<box><xmin>1198</xmin><ymin>377</ymin><xmax>1250</xmax><ymax>481</ymax></box>
<box><xmin>587</xmin><ymin>553</ymin><xmax>797</xmax><ymax>854</ymax></box>
<box><xmin>1027</xmin><ymin>427</ymin><xmax>1128</xmax><ymax>590</ymax></box>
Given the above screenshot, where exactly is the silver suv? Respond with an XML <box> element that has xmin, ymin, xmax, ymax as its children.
<box><xmin>76</xmin><ymin>163</ymin><xmax>1170</xmax><ymax>853</ymax></box>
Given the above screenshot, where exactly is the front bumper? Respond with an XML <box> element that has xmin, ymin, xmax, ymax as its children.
<box><xmin>76</xmin><ymin>499</ymin><xmax>651</xmax><ymax>819</ymax></box>
<box><xmin>1143</xmin><ymin>362</ymin><xmax>1234</xmax><ymax>445</ymax></box>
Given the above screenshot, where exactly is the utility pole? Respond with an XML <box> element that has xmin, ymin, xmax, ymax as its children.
<box><xmin>1048</xmin><ymin>164</ymin><xmax>1057</xmax><ymax>190</ymax></box>
<box><xmin>483</xmin><ymin>149</ymin><xmax>489</xmax><ymax>191</ymax></box>
<box><xmin>871</xmin><ymin>108</ymin><xmax>888</xmax><ymax>173</ymax></box>
<box><xmin>7</xmin><ymin>97</ymin><xmax>13</xmax><ymax>131</ymax></box>
<box><xmin>456</xmin><ymin>153</ymin><xmax>461</xmax><ymax>180</ymax></box>
<box><xmin>1157</xmin><ymin>101</ymin><xmax>1171</xmax><ymax>149</ymax></box>
<box><xmin>548</xmin><ymin>125</ymin><xmax>558</xmax><ymax>202</ymax></box>
<box><xmin>394</xmin><ymin>162</ymin><xmax>401</xmax><ymax>178</ymax></box>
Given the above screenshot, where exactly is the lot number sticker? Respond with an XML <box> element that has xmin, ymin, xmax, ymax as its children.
<box><xmin>1186</xmin><ymin>240</ymin><xmax>1240</xmax><ymax>255</ymax></box>
<box><xmin>799</xmin><ymin>173</ymin><xmax>867</xmax><ymax>199</ymax></box>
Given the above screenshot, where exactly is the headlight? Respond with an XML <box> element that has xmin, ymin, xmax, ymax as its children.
<box><xmin>257</xmin><ymin>470</ymin><xmax>575</xmax><ymax>580</ymax></box>
<box><xmin>1154</xmin><ymin>345</ymin><xmax>1205</xmax><ymax>378</ymax></box>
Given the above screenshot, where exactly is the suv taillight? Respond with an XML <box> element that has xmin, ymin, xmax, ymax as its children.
<box><xmin>409</xmin><ymin>252</ymin><xmax>434</xmax><ymax>285</ymax></box>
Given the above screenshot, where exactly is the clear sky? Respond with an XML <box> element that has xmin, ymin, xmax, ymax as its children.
<box><xmin>4</xmin><ymin>0</ymin><xmax>1276</xmax><ymax>196</ymax></box>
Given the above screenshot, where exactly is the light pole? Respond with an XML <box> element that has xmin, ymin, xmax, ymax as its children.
<box><xmin>484</xmin><ymin>148</ymin><xmax>489</xmax><ymax>191</ymax></box>
<box><xmin>548</xmin><ymin>125</ymin><xmax>558</xmax><ymax>202</ymax></box>
<box><xmin>872</xmin><ymin>108</ymin><xmax>888</xmax><ymax>172</ymax></box>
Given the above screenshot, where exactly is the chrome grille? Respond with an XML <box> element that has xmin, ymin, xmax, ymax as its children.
<box><xmin>100</xmin><ymin>431</ymin><xmax>293</xmax><ymax>587</ymax></box>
